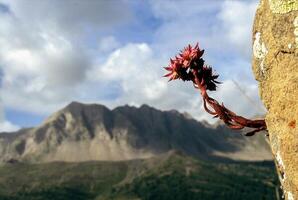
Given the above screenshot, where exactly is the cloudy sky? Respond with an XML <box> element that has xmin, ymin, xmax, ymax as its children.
<box><xmin>0</xmin><ymin>0</ymin><xmax>266</xmax><ymax>132</ymax></box>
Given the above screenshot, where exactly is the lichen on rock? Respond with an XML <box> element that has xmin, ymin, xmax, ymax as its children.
<box><xmin>269</xmin><ymin>0</ymin><xmax>298</xmax><ymax>14</ymax></box>
<box><xmin>253</xmin><ymin>32</ymin><xmax>268</xmax><ymax>76</ymax></box>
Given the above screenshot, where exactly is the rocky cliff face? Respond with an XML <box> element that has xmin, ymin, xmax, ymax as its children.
<box><xmin>0</xmin><ymin>102</ymin><xmax>272</xmax><ymax>163</ymax></box>
<box><xmin>252</xmin><ymin>0</ymin><xmax>298</xmax><ymax>199</ymax></box>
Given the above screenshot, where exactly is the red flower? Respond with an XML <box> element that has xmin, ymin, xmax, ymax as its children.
<box><xmin>163</xmin><ymin>59</ymin><xmax>183</xmax><ymax>81</ymax></box>
<box><xmin>164</xmin><ymin>43</ymin><xmax>205</xmax><ymax>82</ymax></box>
<box><xmin>179</xmin><ymin>43</ymin><xmax>204</xmax><ymax>68</ymax></box>
<box><xmin>163</xmin><ymin>43</ymin><xmax>218</xmax><ymax>89</ymax></box>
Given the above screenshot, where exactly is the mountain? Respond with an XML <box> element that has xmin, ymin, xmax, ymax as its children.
<box><xmin>0</xmin><ymin>151</ymin><xmax>279</xmax><ymax>200</ymax></box>
<box><xmin>0</xmin><ymin>102</ymin><xmax>272</xmax><ymax>163</ymax></box>
<box><xmin>0</xmin><ymin>102</ymin><xmax>280</xmax><ymax>200</ymax></box>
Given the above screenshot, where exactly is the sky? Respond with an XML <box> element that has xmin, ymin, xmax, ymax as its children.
<box><xmin>0</xmin><ymin>0</ymin><xmax>266</xmax><ymax>132</ymax></box>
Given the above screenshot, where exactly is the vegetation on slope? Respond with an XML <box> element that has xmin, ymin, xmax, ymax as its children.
<box><xmin>0</xmin><ymin>152</ymin><xmax>279</xmax><ymax>200</ymax></box>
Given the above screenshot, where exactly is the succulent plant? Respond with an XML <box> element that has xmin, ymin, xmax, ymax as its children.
<box><xmin>164</xmin><ymin>43</ymin><xmax>267</xmax><ymax>136</ymax></box>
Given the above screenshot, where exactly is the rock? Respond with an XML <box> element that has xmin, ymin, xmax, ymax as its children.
<box><xmin>252</xmin><ymin>0</ymin><xmax>298</xmax><ymax>199</ymax></box>
<box><xmin>0</xmin><ymin>102</ymin><xmax>272</xmax><ymax>163</ymax></box>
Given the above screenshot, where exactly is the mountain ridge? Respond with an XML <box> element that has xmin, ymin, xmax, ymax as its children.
<box><xmin>0</xmin><ymin>102</ymin><xmax>272</xmax><ymax>163</ymax></box>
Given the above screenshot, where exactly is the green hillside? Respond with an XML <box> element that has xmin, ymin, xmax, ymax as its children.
<box><xmin>0</xmin><ymin>152</ymin><xmax>279</xmax><ymax>200</ymax></box>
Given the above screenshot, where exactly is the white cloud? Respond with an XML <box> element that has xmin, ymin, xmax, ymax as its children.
<box><xmin>0</xmin><ymin>25</ymin><xmax>91</xmax><ymax>113</ymax></box>
<box><xmin>0</xmin><ymin>102</ymin><xmax>19</xmax><ymax>132</ymax></box>
<box><xmin>210</xmin><ymin>80</ymin><xmax>265</xmax><ymax>116</ymax></box>
<box><xmin>89</xmin><ymin>42</ymin><xmax>265</xmax><ymax>124</ymax></box>
<box><xmin>0</xmin><ymin>0</ymin><xmax>265</xmax><ymax>127</ymax></box>
<box><xmin>97</xmin><ymin>36</ymin><xmax>120</xmax><ymax>53</ymax></box>
<box><xmin>163</xmin><ymin>79</ymin><xmax>265</xmax><ymax>123</ymax></box>
<box><xmin>0</xmin><ymin>121</ymin><xmax>19</xmax><ymax>132</ymax></box>
<box><xmin>0</xmin><ymin>0</ymin><xmax>131</xmax><ymax>114</ymax></box>
<box><xmin>149</xmin><ymin>0</ymin><xmax>221</xmax><ymax>58</ymax></box>
<box><xmin>1</xmin><ymin>0</ymin><xmax>131</xmax><ymax>35</ymax></box>
<box><xmin>152</xmin><ymin>0</ymin><xmax>257</xmax><ymax>56</ymax></box>
<box><xmin>217</xmin><ymin>0</ymin><xmax>258</xmax><ymax>59</ymax></box>
<box><xmin>140</xmin><ymin>0</ymin><xmax>264</xmax><ymax>121</ymax></box>
<box><xmin>90</xmin><ymin>43</ymin><xmax>168</xmax><ymax>104</ymax></box>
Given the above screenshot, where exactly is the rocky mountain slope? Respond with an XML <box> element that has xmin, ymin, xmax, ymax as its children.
<box><xmin>0</xmin><ymin>102</ymin><xmax>272</xmax><ymax>163</ymax></box>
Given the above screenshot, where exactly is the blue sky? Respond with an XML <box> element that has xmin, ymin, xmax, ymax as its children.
<box><xmin>0</xmin><ymin>0</ymin><xmax>265</xmax><ymax>131</ymax></box>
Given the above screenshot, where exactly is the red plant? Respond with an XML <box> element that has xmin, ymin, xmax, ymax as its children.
<box><xmin>164</xmin><ymin>43</ymin><xmax>267</xmax><ymax>136</ymax></box>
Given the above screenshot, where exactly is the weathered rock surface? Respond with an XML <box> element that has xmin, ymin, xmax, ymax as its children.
<box><xmin>252</xmin><ymin>0</ymin><xmax>298</xmax><ymax>199</ymax></box>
